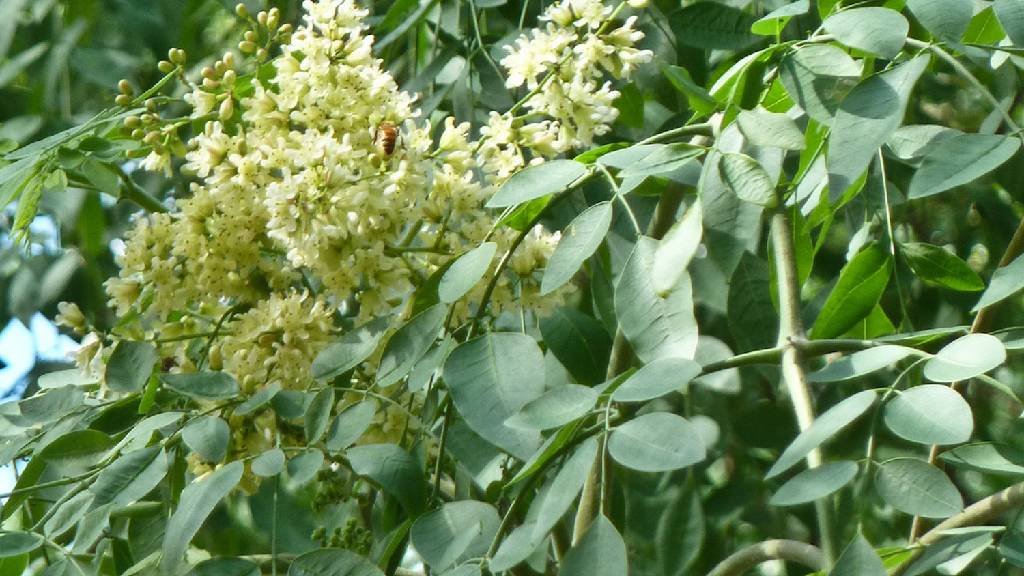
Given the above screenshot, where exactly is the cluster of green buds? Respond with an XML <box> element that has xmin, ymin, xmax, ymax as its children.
<box><xmin>116</xmin><ymin>48</ymin><xmax>191</xmax><ymax>165</ymax></box>
<box><xmin>234</xmin><ymin>4</ymin><xmax>292</xmax><ymax>62</ymax></box>
<box><xmin>198</xmin><ymin>51</ymin><xmax>240</xmax><ymax>122</ymax></box>
<box><xmin>311</xmin><ymin>518</ymin><xmax>372</xmax><ymax>555</ymax></box>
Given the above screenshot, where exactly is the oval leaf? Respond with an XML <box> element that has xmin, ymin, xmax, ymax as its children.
<box><xmin>439</xmin><ymin>243</ymin><xmax>497</xmax><ymax>303</ymax></box>
<box><xmin>611</xmin><ymin>357</ymin><xmax>701</xmax><ymax>403</ymax></box>
<box><xmin>486</xmin><ymin>159</ymin><xmax>588</xmax><ymax>208</ymax></box>
<box><xmin>608</xmin><ymin>412</ymin><xmax>706</xmax><ymax>472</ymax></box>
<box><xmin>875</xmin><ymin>458</ymin><xmax>964</xmax><ymax>518</ymax></box>
<box><xmin>811</xmin><ymin>245</ymin><xmax>892</xmax><ymax>339</ymax></box>
<box><xmin>884</xmin><ymin>384</ymin><xmax>973</xmax><ymax>445</ymax></box>
<box><xmin>376</xmin><ymin>303</ymin><xmax>447</xmax><ymax>388</ymax></box>
<box><xmin>541</xmin><ymin>202</ymin><xmax>613</xmax><ymax>295</ymax></box>
<box><xmin>923</xmin><ymin>333</ymin><xmax>1006</xmax><ymax>383</ymax></box>
<box><xmin>901</xmin><ymin>242</ymin><xmax>985</xmax><ymax>291</ymax></box>
<box><xmin>313</xmin><ymin>317</ymin><xmax>390</xmax><ymax>380</ymax></box>
<box><xmin>288</xmin><ymin>549</ymin><xmax>384</xmax><ymax>576</ymax></box>
<box><xmin>411</xmin><ymin>501</ymin><xmax>500</xmax><ymax>571</ymax></box>
<box><xmin>767</xmin><ymin>390</ymin><xmax>877</xmax><ymax>479</ymax></box>
<box><xmin>808</xmin><ymin>345</ymin><xmax>916</xmax><ymax>383</ymax></box>
<box><xmin>346</xmin><ymin>443</ymin><xmax>426</xmax><ymax>515</ymax></box>
<box><xmin>159</xmin><ymin>460</ymin><xmax>244</xmax><ymax>574</ymax></box>
<box><xmin>325</xmin><ymin>400</ymin><xmax>377</xmax><ymax>453</ymax></box>
<box><xmin>105</xmin><ymin>340</ymin><xmax>157</xmax><ymax>393</ymax></box>
<box><xmin>908</xmin><ymin>134</ymin><xmax>1020</xmax><ymax>199</ymax></box>
<box><xmin>823</xmin><ymin>7</ymin><xmax>909</xmax><ymax>59</ymax></box>
<box><xmin>558</xmin><ymin>516</ymin><xmax>627</xmax><ymax>576</ymax></box>
<box><xmin>251</xmin><ymin>448</ymin><xmax>286</xmax><ymax>477</ymax></box>
<box><xmin>183</xmin><ymin>415</ymin><xmax>230</xmax><ymax>463</ymax></box>
<box><xmin>720</xmin><ymin>152</ymin><xmax>775</xmax><ymax>206</ymax></box>
<box><xmin>652</xmin><ymin>199</ymin><xmax>703</xmax><ymax>295</ymax></box>
<box><xmin>160</xmin><ymin>372</ymin><xmax>239</xmax><ymax>401</ymax></box>
<box><xmin>770</xmin><ymin>461</ymin><xmax>859</xmax><ymax>507</ymax></box>
<box><xmin>506</xmin><ymin>385</ymin><xmax>598</xmax><ymax>430</ymax></box>
<box><xmin>444</xmin><ymin>332</ymin><xmax>545</xmax><ymax>459</ymax></box>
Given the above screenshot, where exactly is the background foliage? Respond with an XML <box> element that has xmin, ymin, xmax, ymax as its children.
<box><xmin>4</xmin><ymin>1</ymin><xmax>1024</xmax><ymax>576</ymax></box>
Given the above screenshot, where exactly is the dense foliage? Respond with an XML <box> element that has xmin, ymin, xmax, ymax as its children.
<box><xmin>5</xmin><ymin>0</ymin><xmax>1024</xmax><ymax>575</ymax></box>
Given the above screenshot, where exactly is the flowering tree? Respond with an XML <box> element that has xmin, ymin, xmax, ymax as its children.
<box><xmin>3</xmin><ymin>0</ymin><xmax>1024</xmax><ymax>574</ymax></box>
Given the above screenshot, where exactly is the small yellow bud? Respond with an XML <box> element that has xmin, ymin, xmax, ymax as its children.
<box><xmin>214</xmin><ymin>61</ymin><xmax>227</xmax><ymax>76</ymax></box>
<box><xmin>143</xmin><ymin>131</ymin><xmax>161</xmax><ymax>145</ymax></box>
<box><xmin>123</xmin><ymin>115</ymin><xmax>141</xmax><ymax>129</ymax></box>
<box><xmin>202</xmin><ymin>77</ymin><xmax>220</xmax><ymax>90</ymax></box>
<box><xmin>267</xmin><ymin>8</ymin><xmax>279</xmax><ymax>29</ymax></box>
<box><xmin>117</xmin><ymin>79</ymin><xmax>132</xmax><ymax>95</ymax></box>
<box><xmin>234</xmin><ymin>2</ymin><xmax>249</xmax><ymax>18</ymax></box>
<box><xmin>238</xmin><ymin>40</ymin><xmax>257</xmax><ymax>54</ymax></box>
<box><xmin>114</xmin><ymin>94</ymin><xmax>132</xmax><ymax>107</ymax></box>
<box><xmin>256</xmin><ymin>48</ymin><xmax>269</xmax><ymax>61</ymax></box>
<box><xmin>201</xmin><ymin>66</ymin><xmax>216</xmax><ymax>79</ymax></box>
<box><xmin>257</xmin><ymin>10</ymin><xmax>268</xmax><ymax>27</ymax></box>
<box><xmin>168</xmin><ymin>48</ymin><xmax>186</xmax><ymax>65</ymax></box>
<box><xmin>222</xmin><ymin>70</ymin><xmax>237</xmax><ymax>85</ymax></box>
<box><xmin>157</xmin><ymin>60</ymin><xmax>175</xmax><ymax>73</ymax></box>
<box><xmin>145</xmin><ymin>98</ymin><xmax>158</xmax><ymax>112</ymax></box>
<box><xmin>244</xmin><ymin>30</ymin><xmax>258</xmax><ymax>42</ymax></box>
<box><xmin>130</xmin><ymin>128</ymin><xmax>145</xmax><ymax>140</ymax></box>
<box><xmin>223</xmin><ymin>52</ymin><xmax>235</xmax><ymax>68</ymax></box>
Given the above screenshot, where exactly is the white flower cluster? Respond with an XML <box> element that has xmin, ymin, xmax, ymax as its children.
<box><xmin>500</xmin><ymin>0</ymin><xmax>653</xmax><ymax>150</ymax></box>
<box><xmin>89</xmin><ymin>0</ymin><xmax>651</xmax><ymax>471</ymax></box>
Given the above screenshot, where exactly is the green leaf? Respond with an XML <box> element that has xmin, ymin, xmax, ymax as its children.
<box><xmin>288</xmin><ymin>549</ymin><xmax>384</xmax><ymax>576</ymax></box>
<box><xmin>831</xmin><ymin>534</ymin><xmax>886</xmax><ymax>576</ymax></box>
<box><xmin>444</xmin><ymin>333</ymin><xmax>545</xmax><ymax>459</ymax></box>
<box><xmin>828</xmin><ymin>56</ymin><xmax>928</xmax><ymax>197</ymax></box>
<box><xmin>287</xmin><ymin>449</ymin><xmax>324</xmax><ymax>486</ymax></box>
<box><xmin>159</xmin><ymin>461</ymin><xmax>244</xmax><ymax>574</ymax></box>
<box><xmin>183</xmin><ymin>415</ymin><xmax>230</xmax><ymax>463</ymax></box>
<box><xmin>611</xmin><ymin>357</ymin><xmax>701</xmax><ymax>403</ymax></box>
<box><xmin>973</xmin><ymin>253</ymin><xmax>1024</xmax><ymax>312</ymax></box>
<box><xmin>808</xmin><ymin>345</ymin><xmax>917</xmax><ymax>383</ymax></box>
<box><xmin>884</xmin><ymin>385</ymin><xmax>973</xmax><ymax>445</ymax></box>
<box><xmin>908</xmin><ymin>134</ymin><xmax>1020</xmax><ymax>199</ymax></box>
<box><xmin>90</xmin><ymin>445</ymin><xmax>168</xmax><ymax>508</ymax></box>
<box><xmin>0</xmin><ymin>532</ymin><xmax>44</xmax><ymax>558</ymax></box>
<box><xmin>376</xmin><ymin>304</ymin><xmax>446</xmax><ymax>388</ymax></box>
<box><xmin>615</xmin><ymin>237</ymin><xmax>698</xmax><ymax>363</ymax></box>
<box><xmin>751</xmin><ymin>0</ymin><xmax>810</xmax><ymax>36</ymax></box>
<box><xmin>0</xmin><ymin>554</ymin><xmax>27</xmax><ymax>575</ymax></box>
<box><xmin>304</xmin><ymin>388</ymin><xmax>334</xmax><ymax>444</ymax></box>
<box><xmin>900</xmin><ymin>242</ymin><xmax>984</xmax><ymax>291</ymax></box>
<box><xmin>541</xmin><ymin>202</ymin><xmax>613</xmax><ymax>296</ymax></box>
<box><xmin>505</xmin><ymin>385</ymin><xmax>598</xmax><ymax>430</ymax></box>
<box><xmin>411</xmin><ymin>501</ymin><xmax>500</xmax><ymax>571</ymax></box>
<box><xmin>720</xmin><ymin>152</ymin><xmax>776</xmax><ymax>206</ymax></box>
<box><xmin>886</xmin><ymin>125</ymin><xmax>959</xmax><ymax>164</ymax></box>
<box><xmin>105</xmin><ymin>340</ymin><xmax>157</xmax><ymax>393</ymax></box>
<box><xmin>736</xmin><ymin>109</ymin><xmax>806</xmax><ymax>150</ymax></box>
<box><xmin>780</xmin><ymin>45</ymin><xmax>861</xmax><ymax>123</ymax></box>
<box><xmin>160</xmin><ymin>372</ymin><xmax>239</xmax><ymax>401</ymax></box>
<box><xmin>671</xmin><ymin>2</ymin><xmax>761</xmax><ymax>50</ymax></box>
<box><xmin>346</xmin><ymin>444</ymin><xmax>426</xmax><ymax>515</ymax></box>
<box><xmin>326</xmin><ymin>400</ymin><xmax>376</xmax><ymax>453</ymax></box>
<box><xmin>995</xmin><ymin>0</ymin><xmax>1024</xmax><ymax>46</ymax></box>
<box><xmin>767</xmin><ymin>390</ymin><xmax>877</xmax><ymax>479</ymax></box>
<box><xmin>923</xmin><ymin>333</ymin><xmax>1006</xmax><ymax>383</ymax></box>
<box><xmin>608</xmin><ymin>412</ymin><xmax>706</xmax><ymax>472</ymax></box>
<box><xmin>486</xmin><ymin>160</ymin><xmax>588</xmax><ymax>208</ymax></box>
<box><xmin>539</xmin><ymin>307</ymin><xmax>611</xmax><ymax>385</ymax></box>
<box><xmin>251</xmin><ymin>448</ymin><xmax>286</xmax><ymax>477</ymax></box>
<box><xmin>235</xmin><ymin>383</ymin><xmax>280</xmax><ymax>417</ymax></box>
<box><xmin>530</xmin><ymin>437</ymin><xmax>599</xmax><ymax>540</ymax></box>
<box><xmin>903</xmin><ymin>530</ymin><xmax>992</xmax><ymax>576</ymax></box>
<box><xmin>188</xmin><ymin>558</ymin><xmax>260</xmax><ymax>576</ymax></box>
<box><xmin>770</xmin><ymin>461</ymin><xmax>859</xmax><ymax>507</ymax></box>
<box><xmin>618</xmin><ymin>144</ymin><xmax>703</xmax><ymax>180</ymax></box>
<box><xmin>652</xmin><ymin>199</ymin><xmax>702</xmax><ymax>295</ymax></box>
<box><xmin>875</xmin><ymin>458</ymin><xmax>963</xmax><ymax>518</ymax></box>
<box><xmin>907</xmin><ymin>0</ymin><xmax>972</xmax><ymax>43</ymax></box>
<box><xmin>661</xmin><ymin>65</ymin><xmax>717</xmax><ymax>116</ymax></box>
<box><xmin>439</xmin><ymin>243</ymin><xmax>496</xmax><ymax>303</ymax></box>
<box><xmin>727</xmin><ymin>252</ymin><xmax>778</xmax><ymax>352</ymax></box>
<box><xmin>941</xmin><ymin>443</ymin><xmax>1024</xmax><ymax>477</ymax></box>
<box><xmin>823</xmin><ymin>7</ymin><xmax>908</xmax><ymax>58</ymax></box>
<box><xmin>811</xmin><ymin>245</ymin><xmax>892</xmax><ymax>339</ymax></box>
<box><xmin>558</xmin><ymin>516</ymin><xmax>627</xmax><ymax>576</ymax></box>
<box><xmin>313</xmin><ymin>317</ymin><xmax>390</xmax><ymax>380</ymax></box>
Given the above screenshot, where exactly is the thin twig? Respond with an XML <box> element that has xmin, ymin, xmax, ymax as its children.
<box><xmin>706</xmin><ymin>540</ymin><xmax>826</xmax><ymax>576</ymax></box>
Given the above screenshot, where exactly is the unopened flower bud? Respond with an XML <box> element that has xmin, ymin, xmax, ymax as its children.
<box><xmin>114</xmin><ymin>94</ymin><xmax>132</xmax><ymax>107</ymax></box>
<box><xmin>143</xmin><ymin>131</ymin><xmax>161</xmax><ymax>145</ymax></box>
<box><xmin>145</xmin><ymin>98</ymin><xmax>158</xmax><ymax>112</ymax></box>
<box><xmin>168</xmin><ymin>48</ymin><xmax>186</xmax><ymax>65</ymax></box>
<box><xmin>256</xmin><ymin>48</ymin><xmax>269</xmax><ymax>61</ymax></box>
<box><xmin>219</xmin><ymin>97</ymin><xmax>234</xmax><ymax>121</ymax></box>
<box><xmin>130</xmin><ymin>128</ymin><xmax>145</xmax><ymax>140</ymax></box>
<box><xmin>244</xmin><ymin>30</ymin><xmax>258</xmax><ymax>43</ymax></box>
<box><xmin>202</xmin><ymin>77</ymin><xmax>220</xmax><ymax>90</ymax></box>
<box><xmin>234</xmin><ymin>2</ymin><xmax>249</xmax><ymax>18</ymax></box>
<box><xmin>257</xmin><ymin>10</ymin><xmax>268</xmax><ymax>27</ymax></box>
<box><xmin>214</xmin><ymin>61</ymin><xmax>227</xmax><ymax>76</ymax></box>
<box><xmin>123</xmin><ymin>115</ymin><xmax>141</xmax><ymax>129</ymax></box>
<box><xmin>223</xmin><ymin>52</ymin><xmax>235</xmax><ymax>68</ymax></box>
<box><xmin>222</xmin><ymin>70</ymin><xmax>237</xmax><ymax>85</ymax></box>
<box><xmin>627</xmin><ymin>0</ymin><xmax>648</xmax><ymax>7</ymax></box>
<box><xmin>267</xmin><ymin>8</ymin><xmax>279</xmax><ymax>29</ymax></box>
<box><xmin>118</xmin><ymin>79</ymin><xmax>132</xmax><ymax>95</ymax></box>
<box><xmin>202</xmin><ymin>66</ymin><xmax>216</xmax><ymax>79</ymax></box>
<box><xmin>157</xmin><ymin>60</ymin><xmax>175</xmax><ymax>73</ymax></box>
<box><xmin>239</xmin><ymin>40</ymin><xmax>257</xmax><ymax>54</ymax></box>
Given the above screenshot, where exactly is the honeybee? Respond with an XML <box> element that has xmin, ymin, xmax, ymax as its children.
<box><xmin>374</xmin><ymin>121</ymin><xmax>399</xmax><ymax>156</ymax></box>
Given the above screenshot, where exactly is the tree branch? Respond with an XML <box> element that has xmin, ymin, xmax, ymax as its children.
<box><xmin>706</xmin><ymin>540</ymin><xmax>825</xmax><ymax>576</ymax></box>
<box><xmin>892</xmin><ymin>481</ymin><xmax>1024</xmax><ymax>576</ymax></box>
<box><xmin>770</xmin><ymin>210</ymin><xmax>836</xmax><ymax>564</ymax></box>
